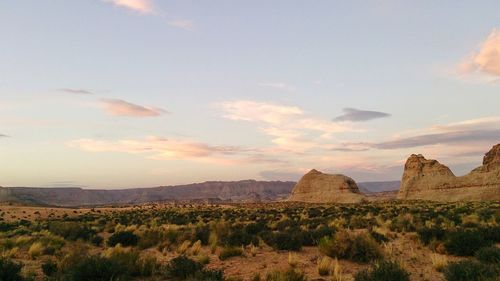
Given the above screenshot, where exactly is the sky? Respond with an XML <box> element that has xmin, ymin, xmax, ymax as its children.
<box><xmin>0</xmin><ymin>0</ymin><xmax>499</xmax><ymax>188</ymax></box>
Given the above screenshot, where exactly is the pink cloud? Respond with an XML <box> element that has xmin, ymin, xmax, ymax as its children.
<box><xmin>100</xmin><ymin>99</ymin><xmax>166</xmax><ymax>117</ymax></box>
<box><xmin>459</xmin><ymin>28</ymin><xmax>500</xmax><ymax>78</ymax></box>
<box><xmin>107</xmin><ymin>0</ymin><xmax>154</xmax><ymax>14</ymax></box>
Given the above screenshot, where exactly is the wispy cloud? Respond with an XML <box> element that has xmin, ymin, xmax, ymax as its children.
<box><xmin>333</xmin><ymin>108</ymin><xmax>391</xmax><ymax>122</ymax></box>
<box><xmin>458</xmin><ymin>28</ymin><xmax>500</xmax><ymax>80</ymax></box>
<box><xmin>0</xmin><ymin>134</ymin><xmax>9</xmax><ymax>138</ymax></box>
<box><xmin>100</xmin><ymin>99</ymin><xmax>167</xmax><ymax>117</ymax></box>
<box><xmin>168</xmin><ymin>19</ymin><xmax>195</xmax><ymax>31</ymax></box>
<box><xmin>258</xmin><ymin>82</ymin><xmax>295</xmax><ymax>91</ymax></box>
<box><xmin>106</xmin><ymin>0</ymin><xmax>154</xmax><ymax>14</ymax></box>
<box><xmin>372</xmin><ymin>129</ymin><xmax>500</xmax><ymax>149</ymax></box>
<box><xmin>67</xmin><ymin>137</ymin><xmax>281</xmax><ymax>165</ymax></box>
<box><xmin>218</xmin><ymin>100</ymin><xmax>353</xmax><ymax>152</ymax></box>
<box><xmin>339</xmin><ymin>116</ymin><xmax>500</xmax><ymax>150</ymax></box>
<box><xmin>58</xmin><ymin>88</ymin><xmax>94</xmax><ymax>95</ymax></box>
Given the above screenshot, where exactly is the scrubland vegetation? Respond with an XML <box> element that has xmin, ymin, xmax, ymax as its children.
<box><xmin>0</xmin><ymin>201</ymin><xmax>498</xmax><ymax>280</ymax></box>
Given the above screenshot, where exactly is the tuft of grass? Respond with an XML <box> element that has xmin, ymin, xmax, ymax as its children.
<box><xmin>317</xmin><ymin>256</ymin><xmax>332</xmax><ymax>276</ymax></box>
<box><xmin>288</xmin><ymin>252</ymin><xmax>298</xmax><ymax>268</ymax></box>
<box><xmin>430</xmin><ymin>253</ymin><xmax>448</xmax><ymax>272</ymax></box>
<box><xmin>189</xmin><ymin>240</ymin><xmax>202</xmax><ymax>256</ymax></box>
<box><xmin>28</xmin><ymin>242</ymin><xmax>44</xmax><ymax>259</ymax></box>
<box><xmin>265</xmin><ymin>269</ymin><xmax>307</xmax><ymax>281</ymax></box>
<box><xmin>177</xmin><ymin>240</ymin><xmax>191</xmax><ymax>254</ymax></box>
<box><xmin>331</xmin><ymin>258</ymin><xmax>344</xmax><ymax>281</ymax></box>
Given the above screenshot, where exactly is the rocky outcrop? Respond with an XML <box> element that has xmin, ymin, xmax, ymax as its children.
<box><xmin>398</xmin><ymin>144</ymin><xmax>500</xmax><ymax>201</ymax></box>
<box><xmin>288</xmin><ymin>169</ymin><xmax>365</xmax><ymax>203</ymax></box>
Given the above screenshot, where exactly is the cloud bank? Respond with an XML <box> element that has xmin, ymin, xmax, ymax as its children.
<box><xmin>333</xmin><ymin>108</ymin><xmax>391</xmax><ymax>122</ymax></box>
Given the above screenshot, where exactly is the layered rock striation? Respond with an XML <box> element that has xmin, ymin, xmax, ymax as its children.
<box><xmin>398</xmin><ymin>144</ymin><xmax>500</xmax><ymax>201</ymax></box>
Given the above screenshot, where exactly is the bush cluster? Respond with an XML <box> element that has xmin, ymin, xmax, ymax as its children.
<box><xmin>319</xmin><ymin>231</ymin><xmax>383</xmax><ymax>263</ymax></box>
<box><xmin>354</xmin><ymin>260</ymin><xmax>410</xmax><ymax>281</ymax></box>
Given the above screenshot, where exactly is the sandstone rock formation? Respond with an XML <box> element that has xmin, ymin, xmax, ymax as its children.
<box><xmin>398</xmin><ymin>144</ymin><xmax>500</xmax><ymax>201</ymax></box>
<box><xmin>288</xmin><ymin>169</ymin><xmax>365</xmax><ymax>203</ymax></box>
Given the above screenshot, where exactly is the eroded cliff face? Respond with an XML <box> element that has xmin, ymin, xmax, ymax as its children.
<box><xmin>288</xmin><ymin>169</ymin><xmax>365</xmax><ymax>203</ymax></box>
<box><xmin>398</xmin><ymin>144</ymin><xmax>500</xmax><ymax>201</ymax></box>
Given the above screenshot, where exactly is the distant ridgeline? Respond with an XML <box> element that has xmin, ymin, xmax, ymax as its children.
<box><xmin>0</xmin><ymin>179</ymin><xmax>401</xmax><ymax>207</ymax></box>
<box><xmin>0</xmin><ymin>180</ymin><xmax>294</xmax><ymax>206</ymax></box>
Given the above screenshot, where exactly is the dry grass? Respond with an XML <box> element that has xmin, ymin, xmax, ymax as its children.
<box><xmin>189</xmin><ymin>240</ymin><xmax>202</xmax><ymax>256</ymax></box>
<box><xmin>317</xmin><ymin>256</ymin><xmax>332</xmax><ymax>276</ymax></box>
<box><xmin>288</xmin><ymin>252</ymin><xmax>298</xmax><ymax>268</ymax></box>
<box><xmin>430</xmin><ymin>253</ymin><xmax>448</xmax><ymax>272</ymax></box>
<box><xmin>28</xmin><ymin>242</ymin><xmax>44</xmax><ymax>259</ymax></box>
<box><xmin>177</xmin><ymin>240</ymin><xmax>191</xmax><ymax>254</ymax></box>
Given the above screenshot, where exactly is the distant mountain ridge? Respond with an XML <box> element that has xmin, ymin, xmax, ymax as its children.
<box><xmin>0</xmin><ymin>180</ymin><xmax>400</xmax><ymax>206</ymax></box>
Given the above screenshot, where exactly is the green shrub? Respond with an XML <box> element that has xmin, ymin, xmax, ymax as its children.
<box><xmin>319</xmin><ymin>231</ymin><xmax>382</xmax><ymax>262</ymax></box>
<box><xmin>350</xmin><ymin>233</ymin><xmax>384</xmax><ymax>263</ymax></box>
<box><xmin>475</xmin><ymin>247</ymin><xmax>500</xmax><ymax>264</ymax></box>
<box><xmin>107</xmin><ymin>231</ymin><xmax>139</xmax><ymax>247</ymax></box>
<box><xmin>63</xmin><ymin>255</ymin><xmax>127</xmax><ymax>281</ymax></box>
<box><xmin>417</xmin><ymin>226</ymin><xmax>446</xmax><ymax>245</ymax></box>
<box><xmin>219</xmin><ymin>247</ymin><xmax>243</xmax><ymax>260</ymax></box>
<box><xmin>48</xmin><ymin>221</ymin><xmax>95</xmax><ymax>241</ymax></box>
<box><xmin>165</xmin><ymin>255</ymin><xmax>203</xmax><ymax>280</ymax></box>
<box><xmin>138</xmin><ymin>229</ymin><xmax>163</xmax><ymax>249</ymax></box>
<box><xmin>194</xmin><ymin>269</ymin><xmax>225</xmax><ymax>281</ymax></box>
<box><xmin>354</xmin><ymin>260</ymin><xmax>410</xmax><ymax>281</ymax></box>
<box><xmin>41</xmin><ymin>259</ymin><xmax>57</xmax><ymax>277</ymax></box>
<box><xmin>272</xmin><ymin>231</ymin><xmax>302</xmax><ymax>251</ymax></box>
<box><xmin>265</xmin><ymin>269</ymin><xmax>307</xmax><ymax>281</ymax></box>
<box><xmin>445</xmin><ymin>231</ymin><xmax>492</xmax><ymax>256</ymax></box>
<box><xmin>444</xmin><ymin>260</ymin><xmax>499</xmax><ymax>281</ymax></box>
<box><xmin>319</xmin><ymin>230</ymin><xmax>352</xmax><ymax>259</ymax></box>
<box><xmin>0</xmin><ymin>257</ymin><xmax>23</xmax><ymax>281</ymax></box>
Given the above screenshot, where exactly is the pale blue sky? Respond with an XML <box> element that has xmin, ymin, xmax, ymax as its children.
<box><xmin>1</xmin><ymin>1</ymin><xmax>499</xmax><ymax>188</ymax></box>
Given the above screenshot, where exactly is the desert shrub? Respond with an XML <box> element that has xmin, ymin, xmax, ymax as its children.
<box><xmin>219</xmin><ymin>247</ymin><xmax>243</xmax><ymax>260</ymax></box>
<box><xmin>263</xmin><ymin>231</ymin><xmax>302</xmax><ymax>251</ymax></box>
<box><xmin>91</xmin><ymin>235</ymin><xmax>103</xmax><ymax>246</ymax></box>
<box><xmin>194</xmin><ymin>225</ymin><xmax>211</xmax><ymax>245</ymax></box>
<box><xmin>354</xmin><ymin>260</ymin><xmax>410</xmax><ymax>281</ymax></box>
<box><xmin>41</xmin><ymin>259</ymin><xmax>57</xmax><ymax>277</ymax></box>
<box><xmin>0</xmin><ymin>222</ymin><xmax>17</xmax><ymax>232</ymax></box>
<box><xmin>319</xmin><ymin>230</ymin><xmax>382</xmax><ymax>262</ymax></box>
<box><xmin>138</xmin><ymin>229</ymin><xmax>163</xmax><ymax>249</ymax></box>
<box><xmin>0</xmin><ymin>257</ymin><xmax>23</xmax><ymax>281</ymax></box>
<box><xmin>245</xmin><ymin>222</ymin><xmax>268</xmax><ymax>235</ymax></box>
<box><xmin>444</xmin><ymin>260</ymin><xmax>499</xmax><ymax>281</ymax></box>
<box><xmin>107</xmin><ymin>231</ymin><xmax>138</xmax><ymax>247</ymax></box>
<box><xmin>165</xmin><ymin>256</ymin><xmax>203</xmax><ymax>280</ymax></box>
<box><xmin>48</xmin><ymin>221</ymin><xmax>95</xmax><ymax>241</ymax></box>
<box><xmin>368</xmin><ymin>230</ymin><xmax>388</xmax><ymax>243</ymax></box>
<box><xmin>475</xmin><ymin>247</ymin><xmax>500</xmax><ymax>264</ymax></box>
<box><xmin>301</xmin><ymin>226</ymin><xmax>336</xmax><ymax>246</ymax></box>
<box><xmin>194</xmin><ymin>269</ymin><xmax>225</xmax><ymax>281</ymax></box>
<box><xmin>104</xmin><ymin>245</ymin><xmax>154</xmax><ymax>277</ymax></box>
<box><xmin>479</xmin><ymin>226</ymin><xmax>500</xmax><ymax>243</ymax></box>
<box><xmin>350</xmin><ymin>233</ymin><xmax>384</xmax><ymax>263</ymax></box>
<box><xmin>417</xmin><ymin>226</ymin><xmax>446</xmax><ymax>245</ymax></box>
<box><xmin>226</xmin><ymin>228</ymin><xmax>256</xmax><ymax>247</ymax></box>
<box><xmin>63</xmin><ymin>255</ymin><xmax>127</xmax><ymax>281</ymax></box>
<box><xmin>445</xmin><ymin>230</ymin><xmax>492</xmax><ymax>256</ymax></box>
<box><xmin>265</xmin><ymin>269</ymin><xmax>307</xmax><ymax>281</ymax></box>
